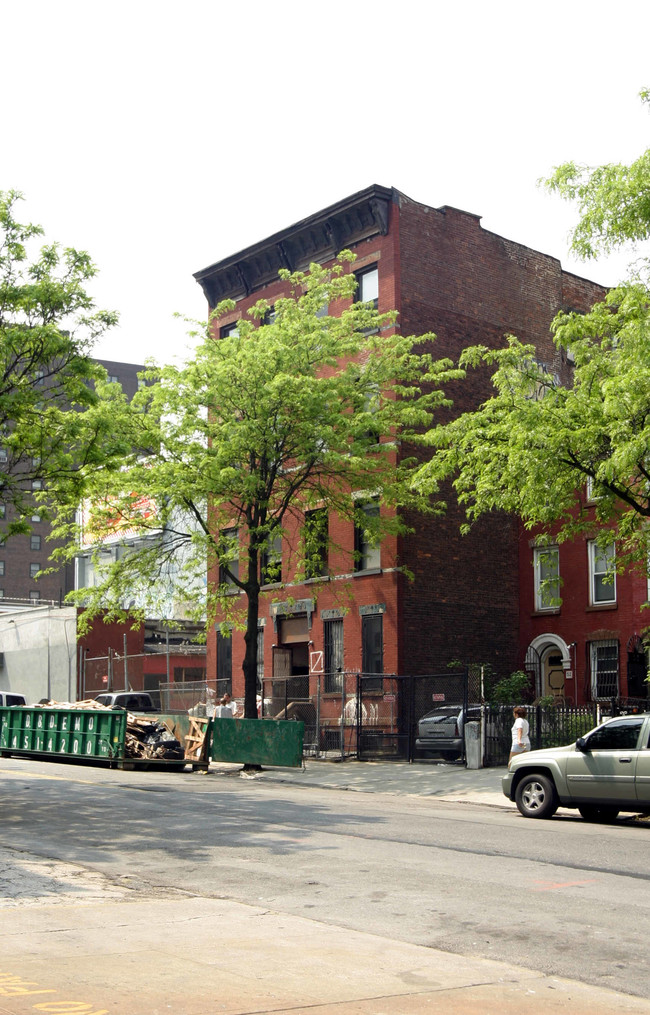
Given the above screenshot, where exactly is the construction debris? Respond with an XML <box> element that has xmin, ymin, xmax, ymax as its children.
<box><xmin>37</xmin><ymin>699</ymin><xmax>185</xmax><ymax>761</ymax></box>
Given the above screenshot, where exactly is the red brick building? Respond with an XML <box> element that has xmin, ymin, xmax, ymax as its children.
<box><xmin>194</xmin><ymin>185</ymin><xmax>609</xmax><ymax>702</ymax></box>
<box><xmin>518</xmin><ymin>512</ymin><xmax>649</xmax><ymax>705</ymax></box>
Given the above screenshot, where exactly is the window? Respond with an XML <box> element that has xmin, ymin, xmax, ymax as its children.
<box><xmin>34</xmin><ymin>370</ymin><xmax>44</xmax><ymax>386</ymax></box>
<box><xmin>216</xmin><ymin>631</ymin><xmax>232</xmax><ymax>696</ymax></box>
<box><xmin>260</xmin><ymin>530</ymin><xmax>282</xmax><ymax>585</ymax></box>
<box><xmin>262</xmin><ymin>306</ymin><xmax>276</xmax><ymax>325</ymax></box>
<box><xmin>354</xmin><ymin>265</ymin><xmax>378</xmax><ymax>308</ymax></box>
<box><xmin>30</xmin><ymin>563</ymin><xmax>40</xmax><ymax>579</ymax></box>
<box><xmin>304</xmin><ymin>509</ymin><xmax>328</xmax><ymax>579</ymax></box>
<box><xmin>0</xmin><ymin>590</ymin><xmax>4</xmax><ymax>598</ymax></box>
<box><xmin>589</xmin><ymin>640</ymin><xmax>619</xmax><ymax>699</ymax></box>
<box><xmin>533</xmin><ymin>546</ymin><xmax>560</xmax><ymax>611</ymax></box>
<box><xmin>585</xmin><ymin>716</ymin><xmax>642</xmax><ymax>750</ymax></box>
<box><xmin>220</xmin><ymin>322</ymin><xmax>239</xmax><ymax>338</ymax></box>
<box><xmin>0</xmin><ymin>448</ymin><xmax>7</xmax><ymax>463</ymax></box>
<box><xmin>586</xmin><ymin>475</ymin><xmax>605</xmax><ymax>502</ymax></box>
<box><xmin>0</xmin><ymin>504</ymin><xmax>5</xmax><ymax>519</ymax></box>
<box><xmin>31</xmin><ymin>479</ymin><xmax>42</xmax><ymax>491</ymax></box>
<box><xmin>362</xmin><ymin>613</ymin><xmax>383</xmax><ymax>689</ymax></box>
<box><xmin>107</xmin><ymin>375</ymin><xmax>119</xmax><ymax>384</ymax></box>
<box><xmin>324</xmin><ymin>618</ymin><xmax>344</xmax><ymax>693</ymax></box>
<box><xmin>30</xmin><ymin>535</ymin><xmax>41</xmax><ymax>551</ymax></box>
<box><xmin>218</xmin><ymin>528</ymin><xmax>239</xmax><ymax>588</ymax></box>
<box><xmin>358</xmin><ymin>381</ymin><xmax>381</xmax><ymax>445</ymax></box>
<box><xmin>29</xmin><ymin>590</ymin><xmax>40</xmax><ymax>602</ymax></box>
<box><xmin>31</xmin><ymin>513</ymin><xmax>41</xmax><ymax>523</ymax></box>
<box><xmin>354</xmin><ymin>500</ymin><xmax>380</xmax><ymax>572</ymax></box>
<box><xmin>589</xmin><ymin>540</ymin><xmax>616</xmax><ymax>604</ymax></box>
<box><xmin>0</xmin><ymin>562</ymin><xmax>4</xmax><ymax>576</ymax></box>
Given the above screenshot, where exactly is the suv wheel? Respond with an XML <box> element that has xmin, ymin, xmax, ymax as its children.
<box><xmin>578</xmin><ymin>805</ymin><xmax>619</xmax><ymax>823</ymax></box>
<box><xmin>515</xmin><ymin>773</ymin><xmax>558</xmax><ymax>819</ymax></box>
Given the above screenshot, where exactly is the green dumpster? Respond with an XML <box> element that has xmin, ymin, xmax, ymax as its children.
<box><xmin>211</xmin><ymin>717</ymin><xmax>304</xmax><ymax>767</ymax></box>
<box><xmin>0</xmin><ymin>706</ymin><xmax>127</xmax><ymax>761</ymax></box>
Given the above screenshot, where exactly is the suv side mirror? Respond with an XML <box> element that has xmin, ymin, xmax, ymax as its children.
<box><xmin>575</xmin><ymin>737</ymin><xmax>588</xmax><ymax>752</ymax></box>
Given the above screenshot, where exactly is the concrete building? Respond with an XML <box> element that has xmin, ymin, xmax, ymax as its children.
<box><xmin>0</xmin><ymin>604</ymin><xmax>78</xmax><ymax>704</ymax></box>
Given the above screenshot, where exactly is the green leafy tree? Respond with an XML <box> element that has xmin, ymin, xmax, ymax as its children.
<box><xmin>0</xmin><ymin>189</ymin><xmax>117</xmax><ymax>532</ymax></box>
<box><xmin>55</xmin><ymin>254</ymin><xmax>463</xmax><ymax>718</ymax></box>
<box><xmin>414</xmin><ymin>90</ymin><xmax>650</xmax><ymax>575</ymax></box>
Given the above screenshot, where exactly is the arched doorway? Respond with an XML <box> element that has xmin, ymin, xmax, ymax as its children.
<box><xmin>525</xmin><ymin>635</ymin><xmax>572</xmax><ymax>702</ymax></box>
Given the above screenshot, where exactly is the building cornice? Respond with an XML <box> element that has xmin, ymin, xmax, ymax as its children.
<box><xmin>193</xmin><ymin>184</ymin><xmax>396</xmax><ymax>307</ymax></box>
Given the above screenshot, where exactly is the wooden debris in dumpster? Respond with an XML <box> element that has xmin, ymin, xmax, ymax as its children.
<box><xmin>124</xmin><ymin>714</ymin><xmax>185</xmax><ymax>761</ymax></box>
<box><xmin>37</xmin><ymin>700</ymin><xmax>185</xmax><ymax>761</ymax></box>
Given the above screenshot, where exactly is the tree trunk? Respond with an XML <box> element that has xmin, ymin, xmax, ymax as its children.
<box><xmin>242</xmin><ymin>545</ymin><xmax>260</xmax><ymax>720</ymax></box>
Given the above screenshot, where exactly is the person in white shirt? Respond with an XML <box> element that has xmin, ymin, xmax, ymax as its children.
<box><xmin>509</xmin><ymin>706</ymin><xmax>530</xmax><ymax>766</ymax></box>
<box><xmin>220</xmin><ymin>693</ymin><xmax>240</xmax><ymax>717</ymax></box>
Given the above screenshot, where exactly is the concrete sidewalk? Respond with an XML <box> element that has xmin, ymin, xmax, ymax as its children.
<box><xmin>4</xmin><ymin>883</ymin><xmax>650</xmax><ymax>1015</ymax></box>
<box><xmin>211</xmin><ymin>756</ymin><xmax>512</xmax><ymax>808</ymax></box>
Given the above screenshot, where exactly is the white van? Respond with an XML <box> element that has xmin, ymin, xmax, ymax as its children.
<box><xmin>0</xmin><ymin>692</ymin><xmax>27</xmax><ymax>707</ymax></box>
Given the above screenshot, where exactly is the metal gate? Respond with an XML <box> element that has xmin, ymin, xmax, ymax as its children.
<box><xmin>357</xmin><ymin>670</ymin><xmax>469</xmax><ymax>761</ymax></box>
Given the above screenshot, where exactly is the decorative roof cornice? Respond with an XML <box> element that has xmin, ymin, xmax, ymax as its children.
<box><xmin>193</xmin><ymin>184</ymin><xmax>396</xmax><ymax>307</ymax></box>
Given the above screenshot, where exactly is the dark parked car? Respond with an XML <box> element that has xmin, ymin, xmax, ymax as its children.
<box><xmin>503</xmin><ymin>712</ymin><xmax>650</xmax><ymax>821</ymax></box>
<box><xmin>415</xmin><ymin>704</ymin><xmax>481</xmax><ymax>759</ymax></box>
<box><xmin>94</xmin><ymin>692</ymin><xmax>157</xmax><ymax>713</ymax></box>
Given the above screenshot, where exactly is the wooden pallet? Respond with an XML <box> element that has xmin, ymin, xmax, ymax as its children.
<box><xmin>184</xmin><ymin>716</ymin><xmax>211</xmax><ymax>769</ymax></box>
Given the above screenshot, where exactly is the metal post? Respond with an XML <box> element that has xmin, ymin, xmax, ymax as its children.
<box><xmin>315</xmin><ymin>676</ymin><xmax>321</xmax><ymax>758</ymax></box>
<box><xmin>78</xmin><ymin>645</ymin><xmax>84</xmax><ymax>701</ymax></box>
<box><xmin>123</xmin><ymin>634</ymin><xmax>129</xmax><ymax>691</ymax></box>
<box><xmin>108</xmin><ymin>647</ymin><xmax>113</xmax><ymax>692</ymax></box>
<box><xmin>166</xmin><ymin>630</ymin><xmax>170</xmax><ymax>684</ymax></box>
<box><xmin>46</xmin><ymin>613</ymin><xmax>51</xmax><ymax>702</ymax></box>
<box><xmin>340</xmin><ymin>676</ymin><xmax>346</xmax><ymax>758</ymax></box>
<box><xmin>356</xmin><ymin>672</ymin><xmax>362</xmax><ymax>760</ymax></box>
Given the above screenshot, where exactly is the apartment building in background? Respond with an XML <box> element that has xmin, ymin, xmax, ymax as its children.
<box><xmin>0</xmin><ymin>359</ymin><xmax>144</xmax><ymax>607</ymax></box>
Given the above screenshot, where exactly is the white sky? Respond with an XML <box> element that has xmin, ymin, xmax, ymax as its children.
<box><xmin>3</xmin><ymin>0</ymin><xmax>649</xmax><ymax>366</ymax></box>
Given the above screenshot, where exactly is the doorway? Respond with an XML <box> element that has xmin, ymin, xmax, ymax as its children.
<box><xmin>541</xmin><ymin>648</ymin><xmax>565</xmax><ymax>699</ymax></box>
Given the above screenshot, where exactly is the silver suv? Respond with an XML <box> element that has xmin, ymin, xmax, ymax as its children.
<box><xmin>503</xmin><ymin>712</ymin><xmax>650</xmax><ymax>821</ymax></box>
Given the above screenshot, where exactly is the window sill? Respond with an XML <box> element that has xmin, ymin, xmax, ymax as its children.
<box><xmin>353</xmin><ymin>568</ymin><xmax>382</xmax><ymax>578</ymax></box>
<box><xmin>585</xmin><ymin>603</ymin><xmax>618</xmax><ymax>612</ymax></box>
<box><xmin>531</xmin><ymin>609</ymin><xmax>560</xmax><ymax>617</ymax></box>
<box><xmin>302</xmin><ymin>575</ymin><xmax>329</xmax><ymax>585</ymax></box>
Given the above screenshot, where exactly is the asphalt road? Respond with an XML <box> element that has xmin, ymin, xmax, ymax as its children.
<box><xmin>1</xmin><ymin>758</ymin><xmax>649</xmax><ymax>1002</ymax></box>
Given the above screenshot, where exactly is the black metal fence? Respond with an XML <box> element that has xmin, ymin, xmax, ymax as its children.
<box><xmin>262</xmin><ymin>672</ymin><xmax>649</xmax><ymax>765</ymax></box>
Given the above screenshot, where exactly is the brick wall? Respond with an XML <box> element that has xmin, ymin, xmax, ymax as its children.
<box><xmin>395</xmin><ymin>193</ymin><xmax>605</xmax><ymax>678</ymax></box>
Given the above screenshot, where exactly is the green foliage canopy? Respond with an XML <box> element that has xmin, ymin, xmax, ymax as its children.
<box><xmin>415</xmin><ymin>90</ymin><xmax>650</xmax><ymax>576</ymax></box>
<box><xmin>0</xmin><ymin>190</ymin><xmax>117</xmax><ymax>531</ymax></box>
<box><xmin>56</xmin><ymin>254</ymin><xmax>463</xmax><ymax>716</ymax></box>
